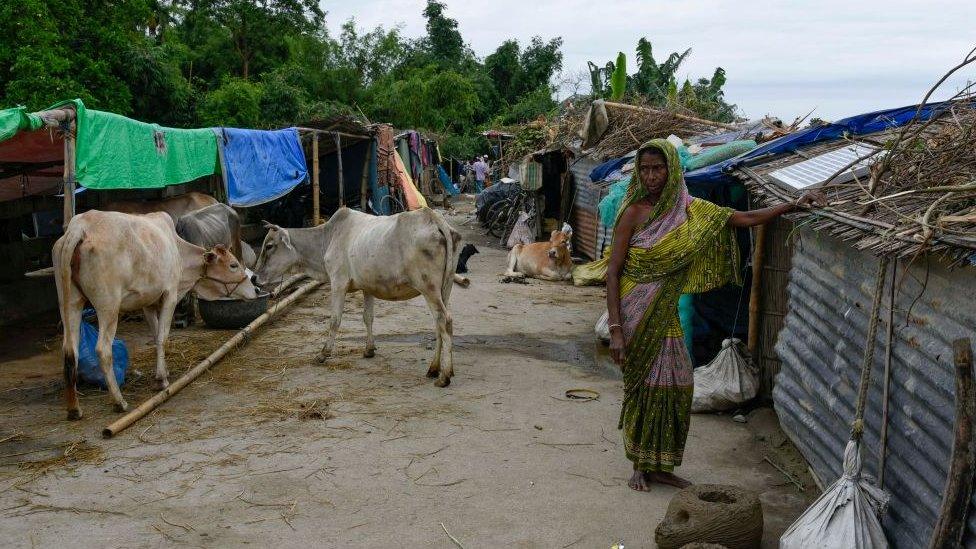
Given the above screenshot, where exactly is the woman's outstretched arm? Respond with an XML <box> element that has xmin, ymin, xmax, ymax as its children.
<box><xmin>729</xmin><ymin>191</ymin><xmax>826</xmax><ymax>228</ymax></box>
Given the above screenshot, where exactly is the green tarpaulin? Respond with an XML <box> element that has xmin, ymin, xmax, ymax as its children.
<box><xmin>0</xmin><ymin>106</ymin><xmax>43</xmax><ymax>143</ymax></box>
<box><xmin>71</xmin><ymin>100</ymin><xmax>218</xmax><ymax>190</ymax></box>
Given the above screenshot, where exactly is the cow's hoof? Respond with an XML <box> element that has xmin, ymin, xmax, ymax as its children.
<box><xmin>316</xmin><ymin>352</ymin><xmax>329</xmax><ymax>364</ymax></box>
<box><xmin>153</xmin><ymin>378</ymin><xmax>170</xmax><ymax>391</ymax></box>
<box><xmin>114</xmin><ymin>401</ymin><xmax>129</xmax><ymax>413</ymax></box>
<box><xmin>426</xmin><ymin>367</ymin><xmax>440</xmax><ymax>378</ymax></box>
<box><xmin>363</xmin><ymin>348</ymin><xmax>376</xmax><ymax>359</ymax></box>
<box><xmin>434</xmin><ymin>377</ymin><xmax>451</xmax><ymax>388</ymax></box>
<box><xmin>67</xmin><ymin>409</ymin><xmax>83</xmax><ymax>421</ymax></box>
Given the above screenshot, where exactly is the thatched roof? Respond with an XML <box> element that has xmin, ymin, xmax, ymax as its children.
<box><xmin>736</xmin><ymin>102</ymin><xmax>976</xmax><ymax>265</ymax></box>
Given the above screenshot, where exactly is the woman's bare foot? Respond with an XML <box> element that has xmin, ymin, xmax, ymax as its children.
<box><xmin>647</xmin><ymin>472</ymin><xmax>691</xmax><ymax>488</ymax></box>
<box><xmin>628</xmin><ymin>470</ymin><xmax>653</xmax><ymax>492</ymax></box>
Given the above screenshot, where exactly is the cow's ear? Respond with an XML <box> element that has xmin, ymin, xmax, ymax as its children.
<box><xmin>280</xmin><ymin>230</ymin><xmax>294</xmax><ymax>250</ymax></box>
<box><xmin>203</xmin><ymin>250</ymin><xmax>217</xmax><ymax>264</ymax></box>
<box><xmin>262</xmin><ymin>220</ymin><xmax>277</xmax><ymax>231</ymax></box>
<box><xmin>551</xmin><ymin>230</ymin><xmax>559</xmax><ymax>239</ymax></box>
<box><xmin>213</xmin><ymin>244</ymin><xmax>228</xmax><ymax>254</ymax></box>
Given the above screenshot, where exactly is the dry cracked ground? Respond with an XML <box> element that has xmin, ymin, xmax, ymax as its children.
<box><xmin>0</xmin><ymin>197</ymin><xmax>815</xmax><ymax>548</ymax></box>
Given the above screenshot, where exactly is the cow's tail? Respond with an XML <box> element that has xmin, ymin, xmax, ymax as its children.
<box><xmin>429</xmin><ymin>210</ymin><xmax>462</xmax><ymax>300</ymax></box>
<box><xmin>54</xmin><ymin>226</ymin><xmax>86</xmax><ymax>417</ymax></box>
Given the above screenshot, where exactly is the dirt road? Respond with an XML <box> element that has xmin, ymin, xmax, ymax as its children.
<box><xmin>0</xmin><ymin>199</ymin><xmax>813</xmax><ymax>548</ymax></box>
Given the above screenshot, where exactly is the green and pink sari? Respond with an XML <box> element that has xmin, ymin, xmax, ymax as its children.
<box><xmin>574</xmin><ymin>139</ymin><xmax>741</xmax><ymax>472</ymax></box>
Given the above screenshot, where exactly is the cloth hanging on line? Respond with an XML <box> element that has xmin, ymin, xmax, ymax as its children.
<box><xmin>73</xmin><ymin>100</ymin><xmax>218</xmax><ymax>190</ymax></box>
<box><xmin>215</xmin><ymin>127</ymin><xmax>308</xmax><ymax>207</ymax></box>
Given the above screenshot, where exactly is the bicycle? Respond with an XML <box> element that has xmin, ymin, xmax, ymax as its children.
<box><xmin>487</xmin><ymin>187</ymin><xmax>535</xmax><ymax>245</ymax></box>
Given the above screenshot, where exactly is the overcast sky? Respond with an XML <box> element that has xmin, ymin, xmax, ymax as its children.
<box><xmin>321</xmin><ymin>1</ymin><xmax>975</xmax><ymax>122</ymax></box>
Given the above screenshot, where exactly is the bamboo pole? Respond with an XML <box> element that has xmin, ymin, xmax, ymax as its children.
<box><xmin>747</xmin><ymin>223</ymin><xmax>767</xmax><ymax>359</ymax></box>
<box><xmin>878</xmin><ymin>259</ymin><xmax>897</xmax><ymax>487</ymax></box>
<box><xmin>312</xmin><ymin>134</ymin><xmax>320</xmax><ymax>225</ymax></box>
<box><xmin>335</xmin><ymin>132</ymin><xmax>345</xmax><ymax>207</ymax></box>
<box><xmin>102</xmin><ymin>280</ymin><xmax>323</xmax><ymax>438</ymax></box>
<box><xmin>928</xmin><ymin>338</ymin><xmax>975</xmax><ymax>549</ymax></box>
<box><xmin>62</xmin><ymin>124</ymin><xmax>76</xmax><ymax>228</ymax></box>
<box><xmin>602</xmin><ymin>100</ymin><xmax>740</xmax><ymax>131</ymax></box>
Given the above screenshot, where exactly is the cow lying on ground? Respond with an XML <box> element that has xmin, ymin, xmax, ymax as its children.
<box><xmin>53</xmin><ymin>210</ymin><xmax>256</xmax><ymax>419</ymax></box>
<box><xmin>504</xmin><ymin>228</ymin><xmax>573</xmax><ymax>282</ymax></box>
<box><xmin>102</xmin><ymin>191</ymin><xmax>218</xmax><ymax>222</ymax></box>
<box><xmin>253</xmin><ymin>207</ymin><xmax>464</xmax><ymax>387</ymax></box>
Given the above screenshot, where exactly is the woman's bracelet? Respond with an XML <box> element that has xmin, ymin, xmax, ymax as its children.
<box><xmin>608</xmin><ymin>323</ymin><xmax>622</xmax><ymax>331</ymax></box>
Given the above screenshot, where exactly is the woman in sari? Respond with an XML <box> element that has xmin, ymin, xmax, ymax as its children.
<box><xmin>574</xmin><ymin>139</ymin><xmax>823</xmax><ymax>491</ymax></box>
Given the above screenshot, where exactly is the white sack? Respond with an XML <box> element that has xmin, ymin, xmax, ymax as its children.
<box><xmin>780</xmin><ymin>439</ymin><xmax>889</xmax><ymax>549</ymax></box>
<box><xmin>690</xmin><ymin>338</ymin><xmax>759</xmax><ymax>413</ymax></box>
<box><xmin>595</xmin><ymin>310</ymin><xmax>610</xmax><ymax>342</ymax></box>
<box><xmin>506</xmin><ymin>211</ymin><xmax>535</xmax><ymax>249</ymax></box>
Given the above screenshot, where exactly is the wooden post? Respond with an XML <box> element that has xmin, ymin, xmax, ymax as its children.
<box><xmin>62</xmin><ymin>123</ymin><xmax>76</xmax><ymax>229</ymax></box>
<box><xmin>335</xmin><ymin>132</ymin><xmax>345</xmax><ymax>207</ymax></box>
<box><xmin>747</xmin><ymin>223</ymin><xmax>767</xmax><ymax>359</ymax></box>
<box><xmin>312</xmin><ymin>133</ymin><xmax>320</xmax><ymax>225</ymax></box>
<box><xmin>602</xmin><ymin>100</ymin><xmax>741</xmax><ymax>131</ymax></box>
<box><xmin>928</xmin><ymin>338</ymin><xmax>975</xmax><ymax>549</ymax></box>
<box><xmin>360</xmin><ymin>140</ymin><xmax>371</xmax><ymax>210</ymax></box>
<box><xmin>102</xmin><ymin>280</ymin><xmax>323</xmax><ymax>438</ymax></box>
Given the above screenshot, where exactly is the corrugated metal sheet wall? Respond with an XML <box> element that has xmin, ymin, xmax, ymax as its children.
<box><xmin>569</xmin><ymin>157</ymin><xmax>603</xmax><ymax>260</ymax></box>
<box><xmin>773</xmin><ymin>229</ymin><xmax>976</xmax><ymax>548</ymax></box>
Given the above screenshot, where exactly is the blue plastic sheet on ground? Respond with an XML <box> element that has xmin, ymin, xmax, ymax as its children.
<box><xmin>437</xmin><ymin>165</ymin><xmax>460</xmax><ymax>195</ymax></box>
<box><xmin>77</xmin><ymin>319</ymin><xmax>128</xmax><ymax>389</ymax></box>
<box><xmin>216</xmin><ymin>127</ymin><xmax>308</xmax><ymax>207</ymax></box>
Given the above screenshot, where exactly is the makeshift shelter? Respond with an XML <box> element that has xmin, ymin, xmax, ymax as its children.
<box><xmin>733</xmin><ymin>99</ymin><xmax>976</xmax><ymax>548</ymax></box>
<box><xmin>0</xmin><ymin>99</ymin><xmax>313</xmax><ymax>323</ymax></box>
<box><xmin>392</xmin><ymin>130</ymin><xmax>441</xmax><ymax>202</ymax></box>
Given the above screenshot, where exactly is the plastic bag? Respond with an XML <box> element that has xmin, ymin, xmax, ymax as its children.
<box><xmin>77</xmin><ymin>320</ymin><xmax>128</xmax><ymax>389</ymax></box>
<box><xmin>690</xmin><ymin>338</ymin><xmax>758</xmax><ymax>412</ymax></box>
<box><xmin>506</xmin><ymin>211</ymin><xmax>535</xmax><ymax>249</ymax></box>
<box><xmin>780</xmin><ymin>440</ymin><xmax>889</xmax><ymax>548</ymax></box>
<box><xmin>595</xmin><ymin>310</ymin><xmax>610</xmax><ymax>342</ymax></box>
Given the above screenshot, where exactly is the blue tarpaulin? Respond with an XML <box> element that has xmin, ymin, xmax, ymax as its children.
<box><xmin>216</xmin><ymin>127</ymin><xmax>308</xmax><ymax>207</ymax></box>
<box><xmin>437</xmin><ymin>165</ymin><xmax>459</xmax><ymax>195</ymax></box>
<box><xmin>684</xmin><ymin>101</ymin><xmax>953</xmax><ymax>189</ymax></box>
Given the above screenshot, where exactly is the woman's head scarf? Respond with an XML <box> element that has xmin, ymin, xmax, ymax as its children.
<box><xmin>614</xmin><ymin>139</ymin><xmax>688</xmax><ymax>228</ymax></box>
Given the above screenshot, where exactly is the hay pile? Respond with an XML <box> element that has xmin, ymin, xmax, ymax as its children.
<box><xmin>590</xmin><ymin>101</ymin><xmax>721</xmax><ymax>160</ymax></box>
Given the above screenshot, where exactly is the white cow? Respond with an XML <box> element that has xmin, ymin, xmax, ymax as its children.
<box><xmin>53</xmin><ymin>210</ymin><xmax>257</xmax><ymax>419</ymax></box>
<box><xmin>253</xmin><ymin>207</ymin><xmax>463</xmax><ymax>387</ymax></box>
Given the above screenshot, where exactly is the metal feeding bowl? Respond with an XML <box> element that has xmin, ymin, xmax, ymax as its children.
<box><xmin>198</xmin><ymin>292</ymin><xmax>270</xmax><ymax>329</ymax></box>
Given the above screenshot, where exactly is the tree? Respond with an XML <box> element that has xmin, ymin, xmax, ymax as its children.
<box><xmin>587</xmin><ymin>38</ymin><xmax>736</xmax><ymax>121</ymax></box>
<box><xmin>420</xmin><ymin>1</ymin><xmax>465</xmax><ymax>67</ymax></box>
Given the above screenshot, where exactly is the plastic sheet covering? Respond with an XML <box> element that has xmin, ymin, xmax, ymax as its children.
<box><xmin>690</xmin><ymin>338</ymin><xmax>758</xmax><ymax>412</ymax></box>
<box><xmin>781</xmin><ymin>439</ymin><xmax>889</xmax><ymax>549</ymax></box>
<box><xmin>506</xmin><ymin>211</ymin><xmax>535</xmax><ymax>249</ymax></box>
<box><xmin>217</xmin><ymin>127</ymin><xmax>308</xmax><ymax>207</ymax></box>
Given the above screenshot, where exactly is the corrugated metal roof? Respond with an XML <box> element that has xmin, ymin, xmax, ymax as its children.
<box><xmin>773</xmin><ymin>227</ymin><xmax>976</xmax><ymax>548</ymax></box>
<box><xmin>569</xmin><ymin>156</ymin><xmax>604</xmax><ymax>260</ymax></box>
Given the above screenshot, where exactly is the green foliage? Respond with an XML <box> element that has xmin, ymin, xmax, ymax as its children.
<box><xmin>610</xmin><ymin>52</ymin><xmax>627</xmax><ymax>101</ymax></box>
<box><xmin>197</xmin><ymin>77</ymin><xmax>263</xmax><ymax>127</ymax></box>
<box><xmin>0</xmin><ymin>1</ymin><xmax>744</xmax><ymax>161</ymax></box>
<box><xmin>589</xmin><ymin>38</ymin><xmax>736</xmax><ymax>122</ymax></box>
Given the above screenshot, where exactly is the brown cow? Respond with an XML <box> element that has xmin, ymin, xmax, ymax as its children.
<box><xmin>504</xmin><ymin>228</ymin><xmax>573</xmax><ymax>282</ymax></box>
<box><xmin>102</xmin><ymin>191</ymin><xmax>218</xmax><ymax>222</ymax></box>
<box><xmin>53</xmin><ymin>210</ymin><xmax>257</xmax><ymax>419</ymax></box>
